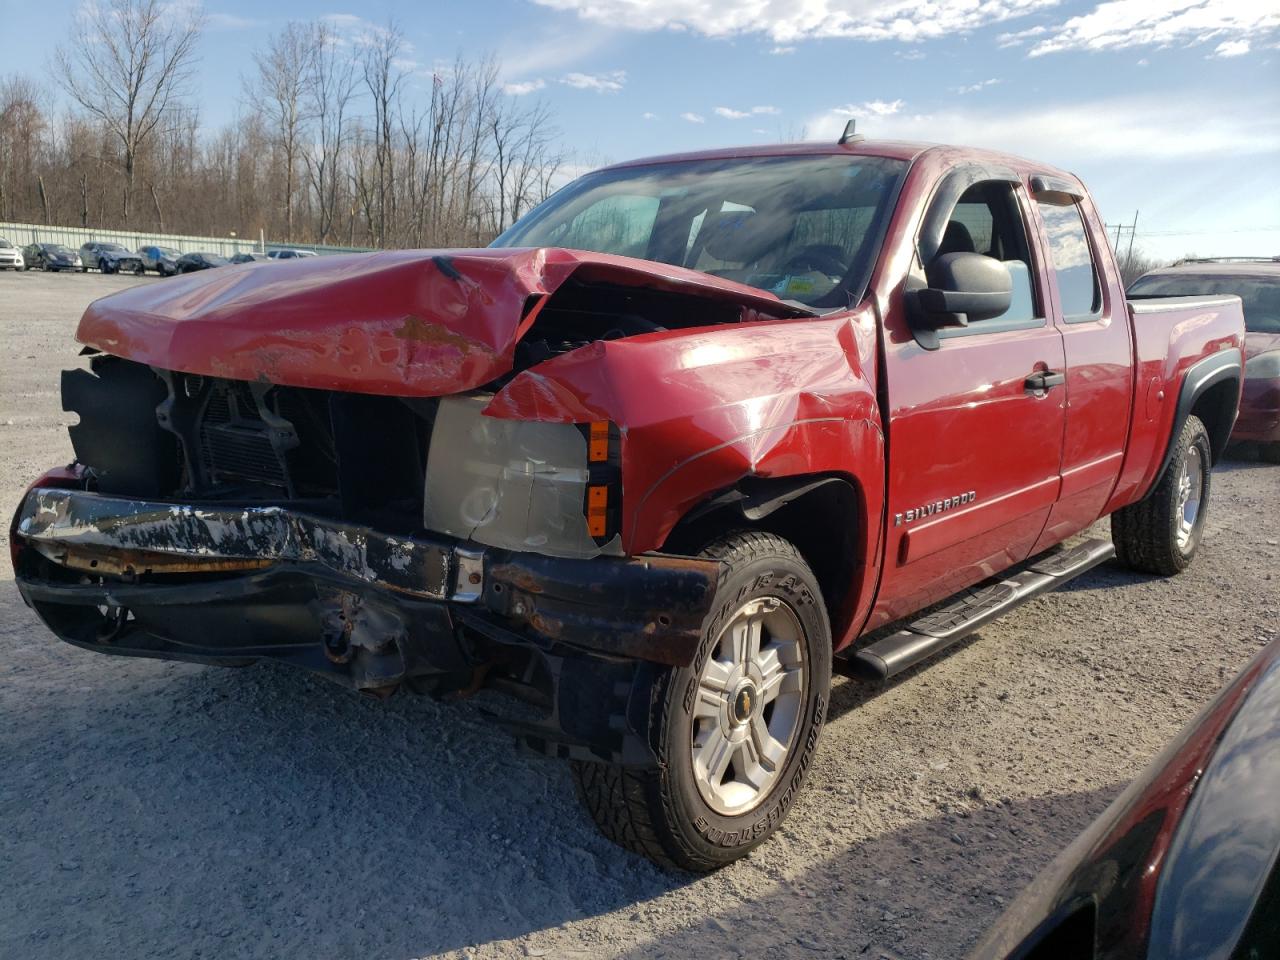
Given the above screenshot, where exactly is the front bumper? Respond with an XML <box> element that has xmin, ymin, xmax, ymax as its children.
<box><xmin>1232</xmin><ymin>378</ymin><xmax>1280</xmax><ymax>444</ymax></box>
<box><xmin>12</xmin><ymin>486</ymin><xmax>721</xmax><ymax>762</ymax></box>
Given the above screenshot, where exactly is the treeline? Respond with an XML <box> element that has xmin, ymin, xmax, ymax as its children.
<box><xmin>0</xmin><ymin>0</ymin><xmax>565</xmax><ymax>247</ymax></box>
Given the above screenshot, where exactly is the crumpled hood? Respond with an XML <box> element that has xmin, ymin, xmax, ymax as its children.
<box><xmin>77</xmin><ymin>247</ymin><xmax>813</xmax><ymax>397</ymax></box>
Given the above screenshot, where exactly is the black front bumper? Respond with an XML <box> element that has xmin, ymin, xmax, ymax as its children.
<box><xmin>12</xmin><ymin>487</ymin><xmax>721</xmax><ymax>764</ymax></box>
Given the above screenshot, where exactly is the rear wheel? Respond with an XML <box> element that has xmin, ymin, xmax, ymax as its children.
<box><xmin>1112</xmin><ymin>414</ymin><xmax>1212</xmax><ymax>575</ymax></box>
<box><xmin>572</xmin><ymin>531</ymin><xmax>831</xmax><ymax>871</ymax></box>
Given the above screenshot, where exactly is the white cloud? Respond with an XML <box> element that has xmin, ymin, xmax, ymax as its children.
<box><xmin>642</xmin><ymin>111</ymin><xmax>659</xmax><ymax>120</ymax></box>
<box><xmin>714</xmin><ymin>106</ymin><xmax>751</xmax><ymax>119</ymax></box>
<box><xmin>503</xmin><ymin>79</ymin><xmax>547</xmax><ymax>95</ymax></box>
<box><xmin>531</xmin><ymin>0</ymin><xmax>1061</xmax><ymax>43</ymax></box>
<box><xmin>1212</xmin><ymin>38</ymin><xmax>1250</xmax><ymax>58</ymax></box>
<box><xmin>770</xmin><ymin>45</ymin><xmax>795</xmax><ymax>55</ymax></box>
<box><xmin>805</xmin><ymin>92</ymin><xmax>1280</xmax><ymax>162</ymax></box>
<box><xmin>559</xmin><ymin>70</ymin><xmax>626</xmax><ymax>92</ymax></box>
<box><xmin>997</xmin><ymin>24</ymin><xmax>1048</xmax><ymax>47</ymax></box>
<box><xmin>680</xmin><ymin>112</ymin><xmax>706</xmax><ymax>123</ymax></box>
<box><xmin>831</xmin><ymin>99</ymin><xmax>905</xmax><ymax>118</ymax></box>
<box><xmin>1028</xmin><ymin>0</ymin><xmax>1279</xmax><ymax>57</ymax></box>
<box><xmin>895</xmin><ymin>49</ymin><xmax>927</xmax><ymax>60</ymax></box>
<box><xmin>953</xmin><ymin>78</ymin><xmax>1001</xmax><ymax>94</ymax></box>
<box><xmin>751</xmin><ymin>105</ymin><xmax>780</xmax><ymax>115</ymax></box>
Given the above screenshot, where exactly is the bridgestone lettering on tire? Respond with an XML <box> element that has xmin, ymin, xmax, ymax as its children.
<box><xmin>571</xmin><ymin>530</ymin><xmax>832</xmax><ymax>871</ymax></box>
<box><xmin>1112</xmin><ymin>414</ymin><xmax>1213</xmax><ymax>576</ymax></box>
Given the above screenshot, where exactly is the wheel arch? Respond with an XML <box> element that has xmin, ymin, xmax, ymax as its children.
<box><xmin>660</xmin><ymin>473</ymin><xmax>867</xmax><ymax>645</ymax></box>
<box><xmin>1163</xmin><ymin>348</ymin><xmax>1241</xmax><ymax>474</ymax></box>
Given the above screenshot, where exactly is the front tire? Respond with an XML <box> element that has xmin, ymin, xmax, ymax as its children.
<box><xmin>572</xmin><ymin>531</ymin><xmax>831</xmax><ymax>871</ymax></box>
<box><xmin>1112</xmin><ymin>414</ymin><xmax>1212</xmax><ymax>575</ymax></box>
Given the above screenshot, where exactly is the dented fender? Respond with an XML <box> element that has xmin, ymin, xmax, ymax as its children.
<box><xmin>485</xmin><ymin>306</ymin><xmax>887</xmax><ymax>642</ymax></box>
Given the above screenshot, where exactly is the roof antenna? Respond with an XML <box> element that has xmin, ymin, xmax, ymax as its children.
<box><xmin>838</xmin><ymin>118</ymin><xmax>863</xmax><ymax>145</ymax></box>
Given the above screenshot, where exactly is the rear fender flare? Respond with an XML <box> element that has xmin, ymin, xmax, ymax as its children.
<box><xmin>1157</xmin><ymin>348</ymin><xmax>1241</xmax><ymax>480</ymax></box>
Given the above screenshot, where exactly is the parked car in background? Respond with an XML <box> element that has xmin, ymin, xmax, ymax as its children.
<box><xmin>11</xmin><ymin>139</ymin><xmax>1246</xmax><ymax>871</ymax></box>
<box><xmin>266</xmin><ymin>248</ymin><xmax>318</xmax><ymax>260</ymax></box>
<box><xmin>0</xmin><ymin>237</ymin><xmax>24</xmax><ymax>270</ymax></box>
<box><xmin>229</xmin><ymin>251</ymin><xmax>270</xmax><ymax>264</ymax></box>
<box><xmin>972</xmin><ymin>637</ymin><xmax>1280</xmax><ymax>960</ymax></box>
<box><xmin>138</xmin><ymin>245</ymin><xmax>183</xmax><ymax>276</ymax></box>
<box><xmin>175</xmin><ymin>251</ymin><xmax>229</xmax><ymax>273</ymax></box>
<box><xmin>1129</xmin><ymin>258</ymin><xmax>1280</xmax><ymax>463</ymax></box>
<box><xmin>79</xmin><ymin>242</ymin><xmax>143</xmax><ymax>275</ymax></box>
<box><xmin>22</xmin><ymin>243</ymin><xmax>82</xmax><ymax>272</ymax></box>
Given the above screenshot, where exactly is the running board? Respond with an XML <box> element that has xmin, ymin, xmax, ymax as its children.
<box><xmin>845</xmin><ymin>538</ymin><xmax>1116</xmax><ymax>682</ymax></box>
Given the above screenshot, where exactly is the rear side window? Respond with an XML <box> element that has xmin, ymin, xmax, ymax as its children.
<box><xmin>1037</xmin><ymin>199</ymin><xmax>1101</xmax><ymax>321</ymax></box>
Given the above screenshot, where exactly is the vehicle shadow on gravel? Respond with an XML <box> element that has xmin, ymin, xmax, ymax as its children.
<box><xmin>0</xmin><ymin>588</ymin><xmax>693</xmax><ymax>958</ymax></box>
<box><xmin>612</xmin><ymin>784</ymin><xmax>1120</xmax><ymax>960</ymax></box>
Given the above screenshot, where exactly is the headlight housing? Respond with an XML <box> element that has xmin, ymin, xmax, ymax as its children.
<box><xmin>423</xmin><ymin>394</ymin><xmax>622</xmax><ymax>559</ymax></box>
<box><xmin>1245</xmin><ymin>350</ymin><xmax>1280</xmax><ymax>379</ymax></box>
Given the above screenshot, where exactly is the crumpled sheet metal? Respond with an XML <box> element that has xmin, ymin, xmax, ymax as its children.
<box><xmin>486</xmin><ymin>308</ymin><xmax>885</xmax><ymax>551</ymax></box>
<box><xmin>75</xmin><ymin>247</ymin><xmax>813</xmax><ymax>398</ymax></box>
<box><xmin>15</xmin><ymin>487</ymin><xmax>452</xmax><ymax>599</ymax></box>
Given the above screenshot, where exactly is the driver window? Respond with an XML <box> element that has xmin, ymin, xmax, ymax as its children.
<box><xmin>935</xmin><ymin>181</ymin><xmax>1041</xmax><ymax>329</ymax></box>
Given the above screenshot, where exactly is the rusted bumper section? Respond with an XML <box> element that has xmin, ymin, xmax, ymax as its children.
<box><xmin>11</xmin><ymin>486</ymin><xmax>720</xmax><ymax>763</ymax></box>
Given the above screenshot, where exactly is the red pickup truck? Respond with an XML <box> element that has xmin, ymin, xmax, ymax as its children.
<box><xmin>11</xmin><ymin>138</ymin><xmax>1245</xmax><ymax>871</ymax></box>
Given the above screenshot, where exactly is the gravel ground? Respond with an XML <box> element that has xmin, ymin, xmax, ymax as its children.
<box><xmin>1</xmin><ymin>269</ymin><xmax>1277</xmax><ymax>960</ymax></box>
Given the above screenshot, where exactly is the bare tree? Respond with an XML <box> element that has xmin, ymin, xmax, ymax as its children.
<box><xmin>54</xmin><ymin>0</ymin><xmax>203</xmax><ymax>223</ymax></box>
<box><xmin>246</xmin><ymin>22</ymin><xmax>311</xmax><ymax>240</ymax></box>
<box><xmin>301</xmin><ymin>22</ymin><xmax>357</xmax><ymax>244</ymax></box>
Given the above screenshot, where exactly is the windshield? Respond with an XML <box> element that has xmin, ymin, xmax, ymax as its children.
<box><xmin>48</xmin><ymin>245</ymin><xmax>76</xmax><ymax>255</ymax></box>
<box><xmin>491</xmin><ymin>154</ymin><xmax>907</xmax><ymax>308</ymax></box>
<box><xmin>158</xmin><ymin>247</ymin><xmax>180</xmax><ymax>256</ymax></box>
<box><xmin>1128</xmin><ymin>274</ymin><xmax>1280</xmax><ymax>334</ymax></box>
<box><xmin>0</xmin><ymin>239</ymin><xmax>12</xmax><ymax>249</ymax></box>
<box><xmin>100</xmin><ymin>243</ymin><xmax>127</xmax><ymax>252</ymax></box>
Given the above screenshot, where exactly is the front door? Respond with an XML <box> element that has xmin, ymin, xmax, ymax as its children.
<box><xmin>870</xmin><ymin>168</ymin><xmax>1067</xmax><ymax>628</ymax></box>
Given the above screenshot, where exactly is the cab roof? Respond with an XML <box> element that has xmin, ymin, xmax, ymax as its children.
<box><xmin>600</xmin><ymin>139</ymin><xmax>1078</xmax><ymax>183</ymax></box>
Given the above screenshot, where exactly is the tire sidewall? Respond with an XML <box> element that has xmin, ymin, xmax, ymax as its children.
<box><xmin>656</xmin><ymin>549</ymin><xmax>831</xmax><ymax>866</ymax></box>
<box><xmin>1168</xmin><ymin>420</ymin><xmax>1213</xmax><ymax>564</ymax></box>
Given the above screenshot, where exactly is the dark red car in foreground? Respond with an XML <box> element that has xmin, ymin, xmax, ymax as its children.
<box><xmin>1129</xmin><ymin>258</ymin><xmax>1280</xmax><ymax>462</ymax></box>
<box><xmin>973</xmin><ymin>638</ymin><xmax>1280</xmax><ymax>959</ymax></box>
<box><xmin>11</xmin><ymin>138</ymin><xmax>1245</xmax><ymax>870</ymax></box>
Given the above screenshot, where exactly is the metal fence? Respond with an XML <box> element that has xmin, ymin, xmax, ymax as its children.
<box><xmin>0</xmin><ymin>221</ymin><xmax>374</xmax><ymax>259</ymax></box>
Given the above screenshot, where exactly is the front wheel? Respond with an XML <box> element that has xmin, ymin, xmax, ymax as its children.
<box><xmin>1112</xmin><ymin>414</ymin><xmax>1212</xmax><ymax>575</ymax></box>
<box><xmin>572</xmin><ymin>530</ymin><xmax>831</xmax><ymax>871</ymax></box>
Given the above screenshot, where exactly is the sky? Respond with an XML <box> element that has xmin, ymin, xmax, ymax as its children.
<box><xmin>2</xmin><ymin>0</ymin><xmax>1278</xmax><ymax>261</ymax></box>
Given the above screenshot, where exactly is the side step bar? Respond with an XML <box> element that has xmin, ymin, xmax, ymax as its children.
<box><xmin>844</xmin><ymin>538</ymin><xmax>1116</xmax><ymax>682</ymax></box>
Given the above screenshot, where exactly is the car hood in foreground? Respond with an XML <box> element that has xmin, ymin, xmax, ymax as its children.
<box><xmin>1245</xmin><ymin>331</ymin><xmax>1280</xmax><ymax>360</ymax></box>
<box><xmin>75</xmin><ymin>247</ymin><xmax>814</xmax><ymax>397</ymax></box>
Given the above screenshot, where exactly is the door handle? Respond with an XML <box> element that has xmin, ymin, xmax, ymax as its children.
<box><xmin>1024</xmin><ymin>370</ymin><xmax>1066</xmax><ymax>392</ymax></box>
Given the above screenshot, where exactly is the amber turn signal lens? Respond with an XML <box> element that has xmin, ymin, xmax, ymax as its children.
<box><xmin>587</xmin><ymin>485</ymin><xmax>609</xmax><ymax>537</ymax></box>
<box><xmin>588</xmin><ymin>421</ymin><xmax>610</xmax><ymax>462</ymax></box>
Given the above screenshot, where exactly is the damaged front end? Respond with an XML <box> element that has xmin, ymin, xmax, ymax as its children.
<box><xmin>12</xmin><ymin>477</ymin><xmax>719</xmax><ymax>763</ymax></box>
<box><xmin>10</xmin><ymin>247</ymin><xmax>796</xmax><ymax>763</ymax></box>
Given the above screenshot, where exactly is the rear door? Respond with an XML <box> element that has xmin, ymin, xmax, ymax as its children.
<box><xmin>1027</xmin><ymin>177</ymin><xmax>1133</xmax><ymax>551</ymax></box>
<box><xmin>871</xmin><ymin>165</ymin><xmax>1067</xmax><ymax>627</ymax></box>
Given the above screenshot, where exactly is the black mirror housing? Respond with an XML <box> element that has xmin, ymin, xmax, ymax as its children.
<box><xmin>916</xmin><ymin>252</ymin><xmax>1014</xmax><ymax>327</ymax></box>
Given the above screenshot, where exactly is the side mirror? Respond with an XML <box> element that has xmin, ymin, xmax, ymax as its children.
<box><xmin>913</xmin><ymin>252</ymin><xmax>1013</xmax><ymax>329</ymax></box>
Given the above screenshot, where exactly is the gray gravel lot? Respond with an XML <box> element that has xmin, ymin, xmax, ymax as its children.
<box><xmin>1</xmin><ymin>269</ymin><xmax>1277</xmax><ymax>960</ymax></box>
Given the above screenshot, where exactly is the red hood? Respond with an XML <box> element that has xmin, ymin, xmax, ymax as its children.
<box><xmin>76</xmin><ymin>247</ymin><xmax>813</xmax><ymax>397</ymax></box>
